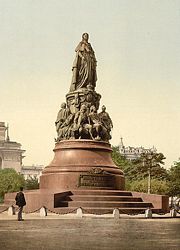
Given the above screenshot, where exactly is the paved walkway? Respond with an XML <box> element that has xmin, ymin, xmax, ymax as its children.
<box><xmin>0</xmin><ymin>212</ymin><xmax>179</xmax><ymax>250</ymax></box>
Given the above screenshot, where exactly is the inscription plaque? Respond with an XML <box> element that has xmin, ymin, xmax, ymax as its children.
<box><xmin>79</xmin><ymin>174</ymin><xmax>115</xmax><ymax>188</ymax></box>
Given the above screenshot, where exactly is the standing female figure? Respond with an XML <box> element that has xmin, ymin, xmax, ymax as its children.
<box><xmin>70</xmin><ymin>33</ymin><xmax>97</xmax><ymax>91</ymax></box>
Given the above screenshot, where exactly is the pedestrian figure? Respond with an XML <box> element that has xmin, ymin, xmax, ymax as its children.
<box><xmin>15</xmin><ymin>187</ymin><xmax>26</xmax><ymax>221</ymax></box>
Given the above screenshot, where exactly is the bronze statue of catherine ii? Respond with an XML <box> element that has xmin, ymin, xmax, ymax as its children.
<box><xmin>70</xmin><ymin>33</ymin><xmax>97</xmax><ymax>92</ymax></box>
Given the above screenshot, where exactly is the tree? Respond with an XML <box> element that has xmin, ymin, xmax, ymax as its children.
<box><xmin>111</xmin><ymin>146</ymin><xmax>134</xmax><ymax>175</ymax></box>
<box><xmin>167</xmin><ymin>160</ymin><xmax>180</xmax><ymax>197</ymax></box>
<box><xmin>112</xmin><ymin>146</ymin><xmax>168</xmax><ymax>180</ymax></box>
<box><xmin>111</xmin><ymin>146</ymin><xmax>134</xmax><ymax>189</ymax></box>
<box><xmin>131</xmin><ymin>152</ymin><xmax>168</xmax><ymax>181</ymax></box>
<box><xmin>128</xmin><ymin>179</ymin><xmax>169</xmax><ymax>195</ymax></box>
<box><xmin>111</xmin><ymin>146</ymin><xmax>169</xmax><ymax>194</ymax></box>
<box><xmin>0</xmin><ymin>168</ymin><xmax>25</xmax><ymax>202</ymax></box>
<box><xmin>25</xmin><ymin>176</ymin><xmax>39</xmax><ymax>190</ymax></box>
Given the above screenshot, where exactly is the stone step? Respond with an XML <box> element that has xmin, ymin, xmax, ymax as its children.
<box><xmin>64</xmin><ymin>195</ymin><xmax>142</xmax><ymax>202</ymax></box>
<box><xmin>70</xmin><ymin>190</ymin><xmax>133</xmax><ymax>196</ymax></box>
<box><xmin>59</xmin><ymin>201</ymin><xmax>153</xmax><ymax>208</ymax></box>
<box><xmin>0</xmin><ymin>204</ymin><xmax>9</xmax><ymax>213</ymax></box>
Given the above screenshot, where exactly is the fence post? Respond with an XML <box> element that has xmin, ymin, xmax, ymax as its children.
<box><xmin>113</xmin><ymin>208</ymin><xmax>120</xmax><ymax>219</ymax></box>
<box><xmin>40</xmin><ymin>207</ymin><xmax>47</xmax><ymax>217</ymax></box>
<box><xmin>76</xmin><ymin>208</ymin><xmax>83</xmax><ymax>218</ymax></box>
<box><xmin>170</xmin><ymin>208</ymin><xmax>177</xmax><ymax>218</ymax></box>
<box><xmin>8</xmin><ymin>206</ymin><xmax>16</xmax><ymax>216</ymax></box>
<box><xmin>145</xmin><ymin>208</ymin><xmax>152</xmax><ymax>218</ymax></box>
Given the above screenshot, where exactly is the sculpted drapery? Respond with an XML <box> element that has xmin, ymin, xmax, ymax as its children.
<box><xmin>70</xmin><ymin>33</ymin><xmax>97</xmax><ymax>91</ymax></box>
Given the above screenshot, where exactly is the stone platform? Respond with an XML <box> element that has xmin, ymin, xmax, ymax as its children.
<box><xmin>4</xmin><ymin>188</ymin><xmax>169</xmax><ymax>215</ymax></box>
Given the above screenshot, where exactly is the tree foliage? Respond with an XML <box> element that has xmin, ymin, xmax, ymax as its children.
<box><xmin>112</xmin><ymin>146</ymin><xmax>170</xmax><ymax>195</ymax></box>
<box><xmin>112</xmin><ymin>146</ymin><xmax>168</xmax><ymax>181</ymax></box>
<box><xmin>130</xmin><ymin>152</ymin><xmax>168</xmax><ymax>181</ymax></box>
<box><xmin>126</xmin><ymin>179</ymin><xmax>169</xmax><ymax>195</ymax></box>
<box><xmin>167</xmin><ymin>160</ymin><xmax>180</xmax><ymax>197</ymax></box>
<box><xmin>0</xmin><ymin>168</ymin><xmax>25</xmax><ymax>201</ymax></box>
<box><xmin>25</xmin><ymin>176</ymin><xmax>39</xmax><ymax>190</ymax></box>
<box><xmin>111</xmin><ymin>146</ymin><xmax>132</xmax><ymax>172</ymax></box>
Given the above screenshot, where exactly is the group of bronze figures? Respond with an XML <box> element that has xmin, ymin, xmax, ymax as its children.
<box><xmin>55</xmin><ymin>102</ymin><xmax>113</xmax><ymax>142</ymax></box>
<box><xmin>55</xmin><ymin>33</ymin><xmax>113</xmax><ymax>142</ymax></box>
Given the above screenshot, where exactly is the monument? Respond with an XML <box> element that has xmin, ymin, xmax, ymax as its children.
<box><xmin>4</xmin><ymin>34</ymin><xmax>169</xmax><ymax>215</ymax></box>
<box><xmin>40</xmin><ymin>32</ymin><xmax>125</xmax><ymax>191</ymax></box>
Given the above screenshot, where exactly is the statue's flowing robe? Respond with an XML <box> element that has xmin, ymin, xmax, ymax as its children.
<box><xmin>70</xmin><ymin>41</ymin><xmax>97</xmax><ymax>91</ymax></box>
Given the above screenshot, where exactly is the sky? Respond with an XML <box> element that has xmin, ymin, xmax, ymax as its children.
<box><xmin>0</xmin><ymin>0</ymin><xmax>180</xmax><ymax>168</ymax></box>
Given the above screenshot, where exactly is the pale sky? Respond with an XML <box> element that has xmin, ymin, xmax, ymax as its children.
<box><xmin>0</xmin><ymin>0</ymin><xmax>180</xmax><ymax>168</ymax></box>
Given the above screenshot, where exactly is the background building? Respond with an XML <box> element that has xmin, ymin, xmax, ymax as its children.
<box><xmin>119</xmin><ymin>137</ymin><xmax>157</xmax><ymax>161</ymax></box>
<box><xmin>0</xmin><ymin>122</ymin><xmax>44</xmax><ymax>180</ymax></box>
<box><xmin>0</xmin><ymin>122</ymin><xmax>25</xmax><ymax>172</ymax></box>
<box><xmin>21</xmin><ymin>165</ymin><xmax>44</xmax><ymax>181</ymax></box>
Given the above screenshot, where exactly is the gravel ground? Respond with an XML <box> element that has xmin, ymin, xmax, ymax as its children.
<box><xmin>0</xmin><ymin>212</ymin><xmax>179</xmax><ymax>250</ymax></box>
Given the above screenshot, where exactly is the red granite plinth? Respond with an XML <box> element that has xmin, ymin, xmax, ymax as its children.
<box><xmin>4</xmin><ymin>189</ymin><xmax>169</xmax><ymax>214</ymax></box>
<box><xmin>40</xmin><ymin>140</ymin><xmax>125</xmax><ymax>190</ymax></box>
<box><xmin>3</xmin><ymin>140</ymin><xmax>169</xmax><ymax>215</ymax></box>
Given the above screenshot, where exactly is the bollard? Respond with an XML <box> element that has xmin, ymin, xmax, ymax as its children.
<box><xmin>40</xmin><ymin>207</ymin><xmax>47</xmax><ymax>217</ymax></box>
<box><xmin>170</xmin><ymin>208</ymin><xmax>177</xmax><ymax>218</ymax></box>
<box><xmin>113</xmin><ymin>208</ymin><xmax>120</xmax><ymax>219</ymax></box>
<box><xmin>145</xmin><ymin>208</ymin><xmax>152</xmax><ymax>218</ymax></box>
<box><xmin>76</xmin><ymin>208</ymin><xmax>83</xmax><ymax>218</ymax></box>
<box><xmin>8</xmin><ymin>206</ymin><xmax>16</xmax><ymax>216</ymax></box>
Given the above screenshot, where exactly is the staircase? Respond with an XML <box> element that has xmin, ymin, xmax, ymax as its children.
<box><xmin>53</xmin><ymin>189</ymin><xmax>153</xmax><ymax>215</ymax></box>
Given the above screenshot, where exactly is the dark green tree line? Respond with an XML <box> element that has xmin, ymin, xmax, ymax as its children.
<box><xmin>0</xmin><ymin>168</ymin><xmax>40</xmax><ymax>203</ymax></box>
<box><xmin>167</xmin><ymin>160</ymin><xmax>180</xmax><ymax>197</ymax></box>
<box><xmin>0</xmin><ymin>168</ymin><xmax>25</xmax><ymax>202</ymax></box>
<box><xmin>111</xmin><ymin>146</ymin><xmax>170</xmax><ymax>195</ymax></box>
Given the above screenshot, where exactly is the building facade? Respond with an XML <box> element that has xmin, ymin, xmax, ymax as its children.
<box><xmin>119</xmin><ymin>137</ymin><xmax>157</xmax><ymax>161</ymax></box>
<box><xmin>0</xmin><ymin>122</ymin><xmax>25</xmax><ymax>172</ymax></box>
<box><xmin>0</xmin><ymin>122</ymin><xmax>45</xmax><ymax>180</ymax></box>
<box><xmin>21</xmin><ymin>165</ymin><xmax>44</xmax><ymax>181</ymax></box>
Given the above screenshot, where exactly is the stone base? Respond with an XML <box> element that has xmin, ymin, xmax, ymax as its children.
<box><xmin>40</xmin><ymin>140</ymin><xmax>125</xmax><ymax>190</ymax></box>
<box><xmin>4</xmin><ymin>189</ymin><xmax>169</xmax><ymax>215</ymax></box>
<box><xmin>3</xmin><ymin>139</ymin><xmax>169</xmax><ymax>215</ymax></box>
